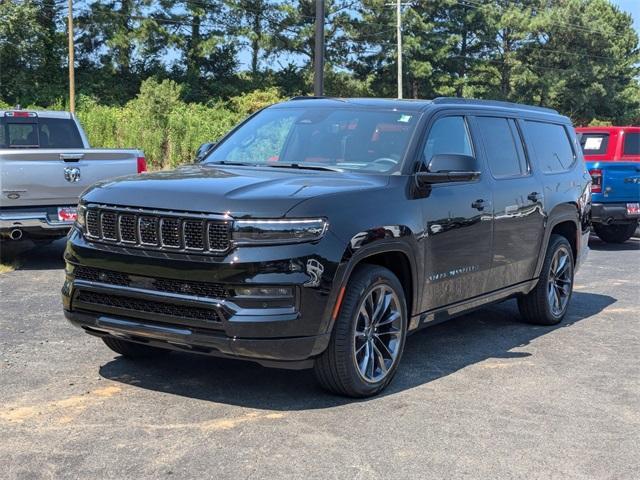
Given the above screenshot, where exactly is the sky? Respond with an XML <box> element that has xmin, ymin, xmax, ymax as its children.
<box><xmin>611</xmin><ymin>0</ymin><xmax>639</xmax><ymax>32</ymax></box>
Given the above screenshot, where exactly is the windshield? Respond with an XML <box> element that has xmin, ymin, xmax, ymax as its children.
<box><xmin>204</xmin><ymin>106</ymin><xmax>421</xmax><ymax>173</ymax></box>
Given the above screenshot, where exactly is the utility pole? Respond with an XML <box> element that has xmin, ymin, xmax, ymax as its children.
<box><xmin>67</xmin><ymin>0</ymin><xmax>75</xmax><ymax>113</ymax></box>
<box><xmin>313</xmin><ymin>0</ymin><xmax>325</xmax><ymax>96</ymax></box>
<box><xmin>396</xmin><ymin>0</ymin><xmax>402</xmax><ymax>99</ymax></box>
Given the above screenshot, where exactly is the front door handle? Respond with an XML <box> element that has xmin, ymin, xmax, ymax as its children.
<box><xmin>528</xmin><ymin>191</ymin><xmax>544</xmax><ymax>202</ymax></box>
<box><xmin>471</xmin><ymin>199</ymin><xmax>485</xmax><ymax>211</ymax></box>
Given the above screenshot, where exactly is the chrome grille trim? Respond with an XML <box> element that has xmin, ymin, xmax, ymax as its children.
<box><xmin>82</xmin><ymin>204</ymin><xmax>232</xmax><ymax>254</ymax></box>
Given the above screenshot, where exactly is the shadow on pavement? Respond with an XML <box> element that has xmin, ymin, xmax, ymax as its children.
<box><xmin>0</xmin><ymin>238</ymin><xmax>66</xmax><ymax>271</ymax></box>
<box><xmin>99</xmin><ymin>291</ymin><xmax>616</xmax><ymax>410</ymax></box>
<box><xmin>588</xmin><ymin>235</ymin><xmax>640</xmax><ymax>251</ymax></box>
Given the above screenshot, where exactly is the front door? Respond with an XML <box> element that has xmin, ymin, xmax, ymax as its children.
<box><xmin>419</xmin><ymin>114</ymin><xmax>494</xmax><ymax>312</ymax></box>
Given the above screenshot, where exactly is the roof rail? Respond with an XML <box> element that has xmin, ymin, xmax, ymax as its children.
<box><xmin>432</xmin><ymin>97</ymin><xmax>559</xmax><ymax>115</ymax></box>
<box><xmin>288</xmin><ymin>96</ymin><xmax>347</xmax><ymax>102</ymax></box>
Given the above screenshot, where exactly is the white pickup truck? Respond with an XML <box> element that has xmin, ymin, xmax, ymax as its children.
<box><xmin>0</xmin><ymin>109</ymin><xmax>145</xmax><ymax>243</ymax></box>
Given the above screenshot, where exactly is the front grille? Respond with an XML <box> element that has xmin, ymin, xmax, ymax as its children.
<box><xmin>119</xmin><ymin>214</ymin><xmax>137</xmax><ymax>243</ymax></box>
<box><xmin>74</xmin><ymin>266</ymin><xmax>130</xmax><ymax>286</ymax></box>
<box><xmin>73</xmin><ymin>266</ymin><xmax>229</xmax><ymax>299</ymax></box>
<box><xmin>86</xmin><ymin>210</ymin><xmax>100</xmax><ymax>237</ymax></box>
<box><xmin>101</xmin><ymin>212</ymin><xmax>118</xmax><ymax>240</ymax></box>
<box><xmin>84</xmin><ymin>205</ymin><xmax>231</xmax><ymax>254</ymax></box>
<box><xmin>76</xmin><ymin>290</ymin><xmax>221</xmax><ymax>323</ymax></box>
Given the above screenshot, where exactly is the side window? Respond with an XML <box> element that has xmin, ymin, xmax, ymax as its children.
<box><xmin>476</xmin><ymin>116</ymin><xmax>527</xmax><ymax>178</ymax></box>
<box><xmin>423</xmin><ymin>116</ymin><xmax>473</xmax><ymax>164</ymax></box>
<box><xmin>525</xmin><ymin>121</ymin><xmax>576</xmax><ymax>173</ymax></box>
<box><xmin>623</xmin><ymin>132</ymin><xmax>640</xmax><ymax>156</ymax></box>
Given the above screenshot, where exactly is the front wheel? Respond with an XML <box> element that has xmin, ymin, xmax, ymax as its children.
<box><xmin>518</xmin><ymin>234</ymin><xmax>574</xmax><ymax>325</ymax></box>
<box><xmin>314</xmin><ymin>264</ymin><xmax>408</xmax><ymax>397</ymax></box>
<box><xmin>593</xmin><ymin>221</ymin><xmax>638</xmax><ymax>244</ymax></box>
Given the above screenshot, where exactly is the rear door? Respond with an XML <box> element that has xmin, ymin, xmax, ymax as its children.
<box><xmin>472</xmin><ymin>115</ymin><xmax>545</xmax><ymax>289</ymax></box>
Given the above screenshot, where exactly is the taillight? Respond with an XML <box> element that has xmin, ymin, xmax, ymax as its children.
<box><xmin>589</xmin><ymin>168</ymin><xmax>602</xmax><ymax>193</ymax></box>
<box><xmin>137</xmin><ymin>156</ymin><xmax>147</xmax><ymax>173</ymax></box>
<box><xmin>5</xmin><ymin>111</ymin><xmax>36</xmax><ymax>118</ymax></box>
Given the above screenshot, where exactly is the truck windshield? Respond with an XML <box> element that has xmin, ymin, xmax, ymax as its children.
<box><xmin>205</xmin><ymin>107</ymin><xmax>421</xmax><ymax>173</ymax></box>
<box><xmin>0</xmin><ymin>118</ymin><xmax>83</xmax><ymax>148</ymax></box>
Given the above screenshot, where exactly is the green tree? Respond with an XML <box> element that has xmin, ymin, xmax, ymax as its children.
<box><xmin>0</xmin><ymin>0</ymin><xmax>66</xmax><ymax>106</ymax></box>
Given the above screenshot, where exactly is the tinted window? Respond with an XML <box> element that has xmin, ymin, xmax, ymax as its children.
<box><xmin>525</xmin><ymin>121</ymin><xmax>575</xmax><ymax>173</ymax></box>
<box><xmin>5</xmin><ymin>123</ymin><xmax>39</xmax><ymax>147</ymax></box>
<box><xmin>579</xmin><ymin>133</ymin><xmax>609</xmax><ymax>155</ymax></box>
<box><xmin>207</xmin><ymin>107</ymin><xmax>420</xmax><ymax>173</ymax></box>
<box><xmin>37</xmin><ymin>119</ymin><xmax>83</xmax><ymax>148</ymax></box>
<box><xmin>623</xmin><ymin>132</ymin><xmax>640</xmax><ymax>155</ymax></box>
<box><xmin>476</xmin><ymin>117</ymin><xmax>527</xmax><ymax>177</ymax></box>
<box><xmin>0</xmin><ymin>118</ymin><xmax>83</xmax><ymax>148</ymax></box>
<box><xmin>423</xmin><ymin>116</ymin><xmax>473</xmax><ymax>163</ymax></box>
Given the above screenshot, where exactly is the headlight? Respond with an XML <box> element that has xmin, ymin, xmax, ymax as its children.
<box><xmin>232</xmin><ymin>218</ymin><xmax>327</xmax><ymax>245</ymax></box>
<box><xmin>76</xmin><ymin>204</ymin><xmax>87</xmax><ymax>229</ymax></box>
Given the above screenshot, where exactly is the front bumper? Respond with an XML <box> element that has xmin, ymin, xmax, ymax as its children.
<box><xmin>62</xmin><ymin>227</ymin><xmax>344</xmax><ymax>368</ymax></box>
<box><xmin>591</xmin><ymin>203</ymin><xmax>640</xmax><ymax>225</ymax></box>
<box><xmin>64</xmin><ymin>310</ymin><xmax>329</xmax><ymax>369</ymax></box>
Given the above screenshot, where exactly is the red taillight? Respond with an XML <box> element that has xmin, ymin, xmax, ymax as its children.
<box><xmin>5</xmin><ymin>111</ymin><xmax>36</xmax><ymax>118</ymax></box>
<box><xmin>589</xmin><ymin>168</ymin><xmax>602</xmax><ymax>193</ymax></box>
<box><xmin>137</xmin><ymin>156</ymin><xmax>147</xmax><ymax>173</ymax></box>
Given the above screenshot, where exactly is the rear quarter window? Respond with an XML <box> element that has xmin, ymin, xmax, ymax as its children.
<box><xmin>525</xmin><ymin>121</ymin><xmax>576</xmax><ymax>173</ymax></box>
<box><xmin>623</xmin><ymin>132</ymin><xmax>640</xmax><ymax>156</ymax></box>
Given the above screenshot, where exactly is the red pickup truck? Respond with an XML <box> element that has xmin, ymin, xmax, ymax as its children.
<box><xmin>576</xmin><ymin>126</ymin><xmax>640</xmax><ymax>243</ymax></box>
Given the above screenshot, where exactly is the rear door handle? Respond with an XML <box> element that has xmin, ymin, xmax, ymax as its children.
<box><xmin>471</xmin><ymin>199</ymin><xmax>485</xmax><ymax>211</ymax></box>
<box><xmin>527</xmin><ymin>191</ymin><xmax>544</xmax><ymax>202</ymax></box>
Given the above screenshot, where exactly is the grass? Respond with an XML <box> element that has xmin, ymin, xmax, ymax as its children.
<box><xmin>0</xmin><ymin>261</ymin><xmax>19</xmax><ymax>274</ymax></box>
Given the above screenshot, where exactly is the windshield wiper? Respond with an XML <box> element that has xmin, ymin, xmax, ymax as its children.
<box><xmin>207</xmin><ymin>160</ymin><xmax>255</xmax><ymax>167</ymax></box>
<box><xmin>265</xmin><ymin>163</ymin><xmax>343</xmax><ymax>172</ymax></box>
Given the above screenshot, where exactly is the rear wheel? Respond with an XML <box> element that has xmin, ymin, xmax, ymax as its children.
<box><xmin>314</xmin><ymin>264</ymin><xmax>408</xmax><ymax>398</ymax></box>
<box><xmin>594</xmin><ymin>221</ymin><xmax>638</xmax><ymax>244</ymax></box>
<box><xmin>518</xmin><ymin>234</ymin><xmax>574</xmax><ymax>326</ymax></box>
<box><xmin>102</xmin><ymin>336</ymin><xmax>169</xmax><ymax>358</ymax></box>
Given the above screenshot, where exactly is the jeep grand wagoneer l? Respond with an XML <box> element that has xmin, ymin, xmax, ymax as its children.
<box><xmin>62</xmin><ymin>98</ymin><xmax>591</xmax><ymax>397</ymax></box>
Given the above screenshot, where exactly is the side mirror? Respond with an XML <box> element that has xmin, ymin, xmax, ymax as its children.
<box><xmin>416</xmin><ymin>154</ymin><xmax>480</xmax><ymax>184</ymax></box>
<box><xmin>195</xmin><ymin>142</ymin><xmax>216</xmax><ymax>162</ymax></box>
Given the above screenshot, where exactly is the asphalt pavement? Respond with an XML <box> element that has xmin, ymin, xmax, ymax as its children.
<box><xmin>1</xmin><ymin>236</ymin><xmax>638</xmax><ymax>479</ymax></box>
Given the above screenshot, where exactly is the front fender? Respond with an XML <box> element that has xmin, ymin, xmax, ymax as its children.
<box><xmin>317</xmin><ymin>226</ymin><xmax>422</xmax><ymax>336</ymax></box>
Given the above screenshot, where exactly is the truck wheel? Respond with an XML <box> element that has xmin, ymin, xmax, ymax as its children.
<box><xmin>518</xmin><ymin>234</ymin><xmax>574</xmax><ymax>326</ymax></box>
<box><xmin>102</xmin><ymin>336</ymin><xmax>169</xmax><ymax>358</ymax></box>
<box><xmin>314</xmin><ymin>264</ymin><xmax>408</xmax><ymax>397</ymax></box>
<box><xmin>593</xmin><ymin>221</ymin><xmax>638</xmax><ymax>244</ymax></box>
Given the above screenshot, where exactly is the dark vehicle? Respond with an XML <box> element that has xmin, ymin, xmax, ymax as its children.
<box><xmin>576</xmin><ymin>126</ymin><xmax>640</xmax><ymax>243</ymax></box>
<box><xmin>62</xmin><ymin>98</ymin><xmax>591</xmax><ymax>397</ymax></box>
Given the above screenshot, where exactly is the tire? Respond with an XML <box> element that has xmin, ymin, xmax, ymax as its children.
<box><xmin>593</xmin><ymin>221</ymin><xmax>638</xmax><ymax>244</ymax></box>
<box><xmin>518</xmin><ymin>234</ymin><xmax>574</xmax><ymax>326</ymax></box>
<box><xmin>314</xmin><ymin>264</ymin><xmax>408</xmax><ymax>397</ymax></box>
<box><xmin>102</xmin><ymin>336</ymin><xmax>169</xmax><ymax>358</ymax></box>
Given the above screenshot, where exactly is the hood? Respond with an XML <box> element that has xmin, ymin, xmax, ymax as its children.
<box><xmin>82</xmin><ymin>164</ymin><xmax>389</xmax><ymax>217</ymax></box>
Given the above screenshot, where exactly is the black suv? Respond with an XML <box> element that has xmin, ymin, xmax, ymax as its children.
<box><xmin>62</xmin><ymin>97</ymin><xmax>591</xmax><ymax>397</ymax></box>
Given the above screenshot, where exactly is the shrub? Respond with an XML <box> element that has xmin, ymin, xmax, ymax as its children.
<box><xmin>8</xmin><ymin>86</ymin><xmax>286</xmax><ymax>170</ymax></box>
